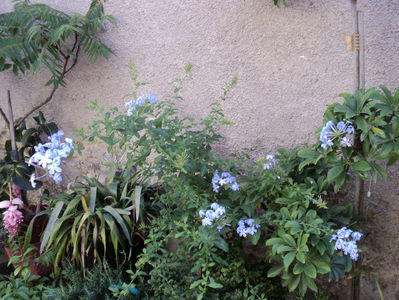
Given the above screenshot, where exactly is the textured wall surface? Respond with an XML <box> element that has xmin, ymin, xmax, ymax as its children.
<box><xmin>0</xmin><ymin>0</ymin><xmax>398</xmax><ymax>298</ymax></box>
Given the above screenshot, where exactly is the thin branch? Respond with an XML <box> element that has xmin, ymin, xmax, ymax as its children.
<box><xmin>7</xmin><ymin>91</ymin><xmax>17</xmax><ymax>157</ymax></box>
<box><xmin>0</xmin><ymin>107</ymin><xmax>10</xmax><ymax>130</ymax></box>
<box><xmin>65</xmin><ymin>43</ymin><xmax>81</xmax><ymax>75</ymax></box>
<box><xmin>71</xmin><ymin>33</ymin><xmax>79</xmax><ymax>53</ymax></box>
<box><xmin>15</xmin><ymin>86</ymin><xmax>57</xmax><ymax>129</ymax></box>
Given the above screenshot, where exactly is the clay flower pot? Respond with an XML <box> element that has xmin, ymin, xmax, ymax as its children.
<box><xmin>4</xmin><ymin>241</ymin><xmax>52</xmax><ymax>277</ymax></box>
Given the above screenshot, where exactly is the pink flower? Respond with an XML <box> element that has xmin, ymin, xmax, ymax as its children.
<box><xmin>12</xmin><ymin>183</ymin><xmax>21</xmax><ymax>197</ymax></box>
<box><xmin>0</xmin><ymin>198</ymin><xmax>23</xmax><ymax>209</ymax></box>
<box><xmin>3</xmin><ymin>205</ymin><xmax>23</xmax><ymax>236</ymax></box>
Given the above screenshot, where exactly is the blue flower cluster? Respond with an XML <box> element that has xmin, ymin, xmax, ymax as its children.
<box><xmin>28</xmin><ymin>130</ymin><xmax>73</xmax><ymax>186</ymax></box>
<box><xmin>320</xmin><ymin>120</ymin><xmax>354</xmax><ymax>150</ymax></box>
<box><xmin>212</xmin><ymin>170</ymin><xmax>239</xmax><ymax>192</ymax></box>
<box><xmin>236</xmin><ymin>219</ymin><xmax>260</xmax><ymax>237</ymax></box>
<box><xmin>199</xmin><ymin>203</ymin><xmax>227</xmax><ymax>232</ymax></box>
<box><xmin>263</xmin><ymin>154</ymin><xmax>277</xmax><ymax>170</ymax></box>
<box><xmin>125</xmin><ymin>94</ymin><xmax>157</xmax><ymax>116</ymax></box>
<box><xmin>330</xmin><ymin>227</ymin><xmax>362</xmax><ymax>261</ymax></box>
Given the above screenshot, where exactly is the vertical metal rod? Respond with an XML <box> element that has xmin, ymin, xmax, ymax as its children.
<box><xmin>358</xmin><ymin>11</ymin><xmax>365</xmax><ymax>91</ymax></box>
<box><xmin>353</xmin><ymin>9</ymin><xmax>365</xmax><ymax>300</ymax></box>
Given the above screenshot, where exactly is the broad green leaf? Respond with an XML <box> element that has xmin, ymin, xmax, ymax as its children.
<box><xmin>267</xmin><ymin>265</ymin><xmax>284</xmax><ymax>277</ymax></box>
<box><xmin>293</xmin><ymin>262</ymin><xmax>306</xmax><ymax>275</ymax></box>
<box><xmin>266</xmin><ymin>237</ymin><xmax>283</xmax><ymax>247</ymax></box>
<box><xmin>208</xmin><ymin>282</ymin><xmax>223</xmax><ymax>289</ymax></box>
<box><xmin>296</xmin><ymin>252</ymin><xmax>306</xmax><ymax>264</ymax></box>
<box><xmin>282</xmin><ymin>234</ymin><xmax>297</xmax><ymax>248</ymax></box>
<box><xmin>313</xmin><ymin>261</ymin><xmax>330</xmax><ymax>274</ymax></box>
<box><xmin>40</xmin><ymin>201</ymin><xmax>64</xmax><ymax>253</ymax></box>
<box><xmin>355</xmin><ymin>116</ymin><xmax>368</xmax><ymax>132</ymax></box>
<box><xmin>104</xmin><ymin>206</ymin><xmax>132</xmax><ymax>246</ymax></box>
<box><xmin>303</xmin><ymin>262</ymin><xmax>317</xmax><ymax>278</ymax></box>
<box><xmin>283</xmin><ymin>252</ymin><xmax>296</xmax><ymax>268</ymax></box>
<box><xmin>371</xmin><ymin>127</ymin><xmax>385</xmax><ymax>138</ymax></box>
<box><xmin>327</xmin><ymin>165</ymin><xmax>345</xmax><ymax>182</ymax></box>
<box><xmin>287</xmin><ymin>274</ymin><xmax>301</xmax><ymax>292</ymax></box>
<box><xmin>90</xmin><ymin>187</ymin><xmax>97</xmax><ymax>213</ymax></box>
<box><xmin>352</xmin><ymin>160</ymin><xmax>371</xmax><ymax>172</ymax></box>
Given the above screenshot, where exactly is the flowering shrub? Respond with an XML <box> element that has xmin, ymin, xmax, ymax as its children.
<box><xmin>77</xmin><ymin>64</ymin><xmax>368</xmax><ymax>298</ymax></box>
<box><xmin>298</xmin><ymin>87</ymin><xmax>399</xmax><ymax>192</ymax></box>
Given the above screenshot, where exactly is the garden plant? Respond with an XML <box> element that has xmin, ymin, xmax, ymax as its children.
<box><xmin>0</xmin><ymin>2</ymin><xmax>398</xmax><ymax>299</ymax></box>
<box><xmin>0</xmin><ymin>0</ymin><xmax>114</xmax><ymax>274</ymax></box>
<box><xmin>73</xmin><ymin>64</ymin><xmax>396</xmax><ymax>298</ymax></box>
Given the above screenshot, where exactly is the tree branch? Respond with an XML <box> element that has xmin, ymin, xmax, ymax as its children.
<box><xmin>15</xmin><ymin>86</ymin><xmax>57</xmax><ymax>129</ymax></box>
<box><xmin>65</xmin><ymin>43</ymin><xmax>81</xmax><ymax>75</ymax></box>
<box><xmin>0</xmin><ymin>107</ymin><xmax>10</xmax><ymax>130</ymax></box>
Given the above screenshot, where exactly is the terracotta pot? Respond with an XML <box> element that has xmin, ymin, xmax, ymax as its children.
<box><xmin>5</xmin><ymin>241</ymin><xmax>52</xmax><ymax>277</ymax></box>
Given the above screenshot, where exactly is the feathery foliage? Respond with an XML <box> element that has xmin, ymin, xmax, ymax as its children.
<box><xmin>0</xmin><ymin>0</ymin><xmax>115</xmax><ymax>88</ymax></box>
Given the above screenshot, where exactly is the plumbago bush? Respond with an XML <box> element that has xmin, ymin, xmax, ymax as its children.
<box><xmin>76</xmin><ymin>64</ymin><xmax>380</xmax><ymax>298</ymax></box>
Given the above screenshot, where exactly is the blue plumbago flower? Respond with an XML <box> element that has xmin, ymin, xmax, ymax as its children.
<box><xmin>125</xmin><ymin>94</ymin><xmax>157</xmax><ymax>116</ymax></box>
<box><xmin>28</xmin><ymin>130</ymin><xmax>73</xmax><ymax>186</ymax></box>
<box><xmin>330</xmin><ymin>227</ymin><xmax>363</xmax><ymax>261</ymax></box>
<box><xmin>340</xmin><ymin>136</ymin><xmax>351</xmax><ymax>147</ymax></box>
<box><xmin>264</xmin><ymin>154</ymin><xmax>277</xmax><ymax>170</ymax></box>
<box><xmin>236</xmin><ymin>218</ymin><xmax>261</xmax><ymax>238</ymax></box>
<box><xmin>320</xmin><ymin>120</ymin><xmax>353</xmax><ymax>150</ymax></box>
<box><xmin>212</xmin><ymin>170</ymin><xmax>239</xmax><ymax>192</ymax></box>
<box><xmin>199</xmin><ymin>202</ymin><xmax>227</xmax><ymax>231</ymax></box>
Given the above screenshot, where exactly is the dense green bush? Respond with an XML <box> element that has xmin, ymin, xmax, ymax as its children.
<box><xmin>46</xmin><ymin>262</ymin><xmax>135</xmax><ymax>300</ymax></box>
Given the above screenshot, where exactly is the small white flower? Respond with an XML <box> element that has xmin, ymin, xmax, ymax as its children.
<box><xmin>30</xmin><ymin>173</ymin><xmax>36</xmax><ymax>188</ymax></box>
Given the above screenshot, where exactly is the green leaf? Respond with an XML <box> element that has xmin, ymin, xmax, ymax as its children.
<box><xmin>355</xmin><ymin>116</ymin><xmax>368</xmax><ymax>132</ymax></box>
<box><xmin>293</xmin><ymin>262</ymin><xmax>306</xmax><ymax>275</ymax></box>
<box><xmin>303</xmin><ymin>274</ymin><xmax>318</xmax><ymax>292</ymax></box>
<box><xmin>103</xmin><ymin>206</ymin><xmax>132</xmax><ymax>246</ymax></box>
<box><xmin>40</xmin><ymin>201</ymin><xmax>64</xmax><ymax>253</ymax></box>
<box><xmin>352</xmin><ymin>160</ymin><xmax>371</xmax><ymax>172</ymax></box>
<box><xmin>327</xmin><ymin>165</ymin><xmax>345</xmax><ymax>182</ymax></box>
<box><xmin>266</xmin><ymin>237</ymin><xmax>283</xmax><ymax>247</ymax></box>
<box><xmin>208</xmin><ymin>282</ymin><xmax>223</xmax><ymax>289</ymax></box>
<box><xmin>303</xmin><ymin>262</ymin><xmax>317</xmax><ymax>278</ymax></box>
<box><xmin>296</xmin><ymin>252</ymin><xmax>306</xmax><ymax>264</ymax></box>
<box><xmin>214</xmin><ymin>237</ymin><xmax>229</xmax><ymax>252</ymax></box>
<box><xmin>249</xmin><ymin>228</ymin><xmax>261</xmax><ymax>245</ymax></box>
<box><xmin>267</xmin><ymin>265</ymin><xmax>284</xmax><ymax>278</ymax></box>
<box><xmin>287</xmin><ymin>274</ymin><xmax>301</xmax><ymax>292</ymax></box>
<box><xmin>282</xmin><ymin>234</ymin><xmax>297</xmax><ymax>248</ymax></box>
<box><xmin>283</xmin><ymin>252</ymin><xmax>296</xmax><ymax>268</ymax></box>
<box><xmin>313</xmin><ymin>261</ymin><xmax>330</xmax><ymax>274</ymax></box>
<box><xmin>334</xmin><ymin>103</ymin><xmax>357</xmax><ymax>118</ymax></box>
<box><xmin>371</xmin><ymin>127</ymin><xmax>385</xmax><ymax>138</ymax></box>
<box><xmin>89</xmin><ymin>187</ymin><xmax>97</xmax><ymax>213</ymax></box>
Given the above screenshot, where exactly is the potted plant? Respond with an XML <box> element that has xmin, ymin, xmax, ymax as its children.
<box><xmin>39</xmin><ymin>168</ymin><xmax>163</xmax><ymax>276</ymax></box>
<box><xmin>0</xmin><ymin>0</ymin><xmax>114</xmax><ymax>276</ymax></box>
<box><xmin>0</xmin><ymin>116</ymin><xmax>73</xmax><ymax>276</ymax></box>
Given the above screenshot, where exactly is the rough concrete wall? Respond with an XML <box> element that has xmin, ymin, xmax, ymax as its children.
<box><xmin>0</xmin><ymin>0</ymin><xmax>398</xmax><ymax>298</ymax></box>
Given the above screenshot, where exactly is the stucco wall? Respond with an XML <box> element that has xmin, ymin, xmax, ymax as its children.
<box><xmin>0</xmin><ymin>0</ymin><xmax>398</xmax><ymax>298</ymax></box>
